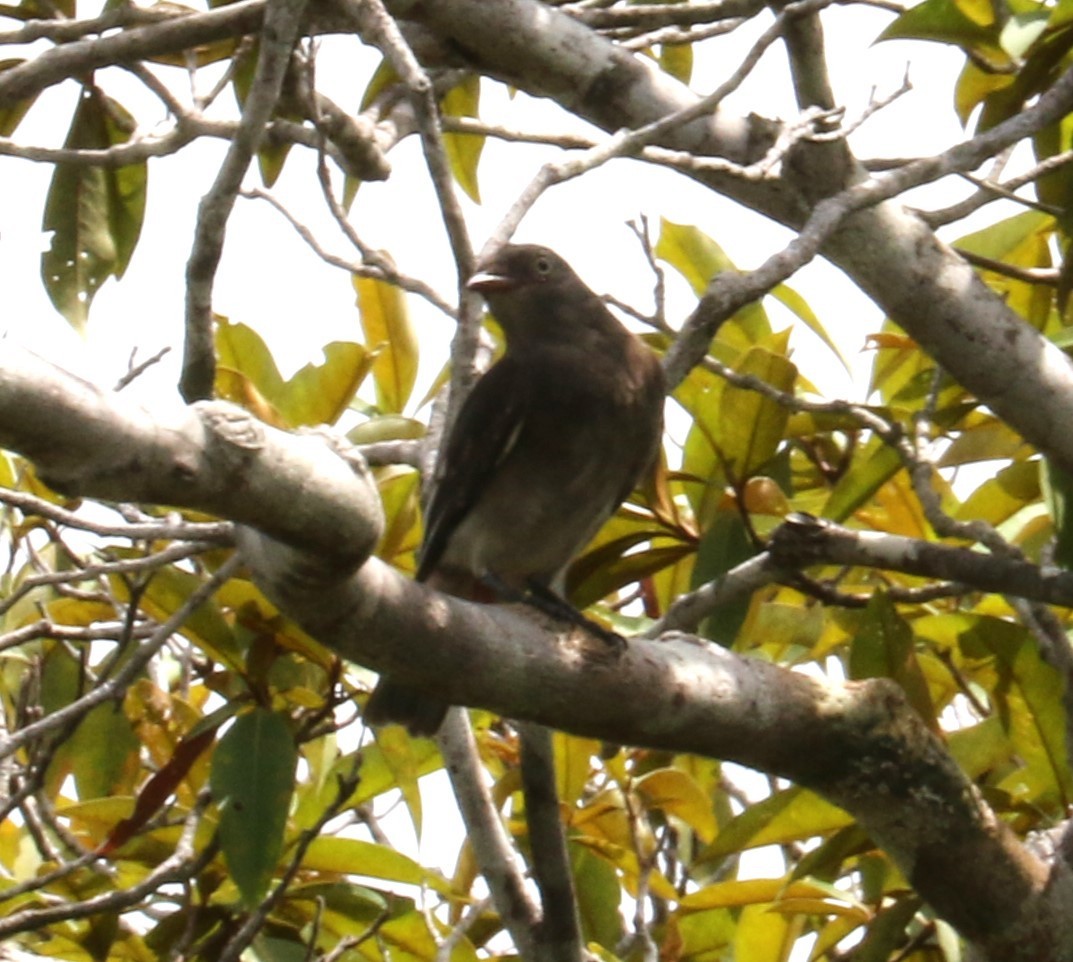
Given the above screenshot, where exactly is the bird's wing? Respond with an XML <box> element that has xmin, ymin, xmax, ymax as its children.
<box><xmin>416</xmin><ymin>356</ymin><xmax>526</xmax><ymax>581</ymax></box>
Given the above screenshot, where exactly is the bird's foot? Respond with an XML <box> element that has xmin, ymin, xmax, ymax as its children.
<box><xmin>523</xmin><ymin>579</ymin><xmax>626</xmax><ymax>653</ymax></box>
<box><xmin>474</xmin><ymin>573</ymin><xmax>626</xmax><ymax>652</ymax></box>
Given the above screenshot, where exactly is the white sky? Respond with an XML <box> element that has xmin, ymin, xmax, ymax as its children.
<box><xmin>0</xmin><ymin>5</ymin><xmax>981</xmax><ymax>410</ymax></box>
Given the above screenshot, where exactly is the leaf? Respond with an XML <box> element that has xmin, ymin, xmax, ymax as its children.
<box><xmin>770</xmin><ymin>283</ymin><xmax>850</xmax><ymax>373</ymax></box>
<box><xmin>210</xmin><ymin>708</ymin><xmax>297</xmax><ymax>906</ymax></box>
<box><xmin>216</xmin><ymin>318</ymin><xmax>372</xmax><ymax>427</ymax></box>
<box><xmin>954</xmin><ymin>210</ymin><xmax>1054</xmax><ymax>328</ymax></box>
<box><xmin>850</xmin><ymin>593</ymin><xmax>938</xmax><ymax>730</ymax></box>
<box><xmin>679</xmin><ymin>877</ymin><xmax>866</xmax><ymax>914</ymax></box>
<box><xmin>955</xmin><ymin>59</ymin><xmax>1013</xmax><ymax>125</ymax></box>
<box><xmin>956</xmin><ymin>460</ymin><xmax>1040</xmax><ymax>527</ymax></box>
<box><xmin>655</xmin><ymin>218</ymin><xmax>771</xmax><ymax>344</ymax></box>
<box><xmin>733</xmin><ymin>901</ymin><xmax>794</xmax><ymax>962</ymax></box>
<box><xmin>441</xmin><ymin>75</ymin><xmax>484</xmax><ymax>202</ymax></box>
<box><xmin>41</xmin><ymin>86</ymin><xmax>147</xmax><ymax>329</ymax></box>
<box><xmin>938</xmin><ymin>412</ymin><xmax>1031</xmax><ymax>466</ymax></box>
<box><xmin>68</xmin><ymin>701</ymin><xmax>141</xmax><ymax>802</ymax></box>
<box><xmin>822</xmin><ymin>437</ymin><xmax>902</xmax><ymax>522</ymax></box>
<box><xmin>114</xmin><ymin>564</ymin><xmax>245</xmax><ymax>669</ymax></box>
<box><xmin>878</xmin><ymin>0</ymin><xmax>1009</xmax><ymax>68</ymax></box>
<box><xmin>658</xmin><ymin>42</ymin><xmax>693</xmax><ymax>84</ymax></box>
<box><xmin>960</xmin><ymin>617</ymin><xmax>1073</xmax><ymax>806</ymax></box>
<box><xmin>714</xmin><ymin>344</ymin><xmax>797</xmax><ymax>480</ymax></box>
<box><xmin>231</xmin><ymin>39</ymin><xmax>293</xmax><ymax>186</ymax></box>
<box><xmin>372</xmin><ymin>723</ymin><xmax>424</xmax><ymax>838</ymax></box>
<box><xmin>555</xmin><ymin>732</ymin><xmax>601</xmax><ymax>808</ymax></box>
<box><xmin>635</xmin><ymin>767</ymin><xmax>718</xmax><ymax>843</ymax></box>
<box><xmin>695</xmin><ymin>787</ymin><xmax>852</xmax><ymax>865</ymax></box>
<box><xmin>101</xmin><ymin>716</ymin><xmax>226</xmax><ymax>855</ymax></box>
<box><xmin>571</xmin><ymin>843</ymin><xmax>626</xmax><ymax>949</ymax></box>
<box><xmin>301</xmin><ymin>837</ymin><xmax>451</xmax><ymax>893</ymax></box>
<box><xmin>354</xmin><ymin>274</ymin><xmax>419</xmax><ymax>413</ymax></box>
<box><xmin>1042</xmin><ymin>458</ymin><xmax>1073</xmax><ymax>567</ymax></box>
<box><xmin>690</xmin><ymin>506</ymin><xmax>756</xmax><ymax>646</ymax></box>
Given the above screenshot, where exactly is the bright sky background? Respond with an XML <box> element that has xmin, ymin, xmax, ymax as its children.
<box><xmin>0</xmin><ymin>5</ymin><xmax>1006</xmax><ymax>954</ymax></box>
<box><xmin>1</xmin><ymin>5</ymin><xmax>981</xmax><ymax>409</ymax></box>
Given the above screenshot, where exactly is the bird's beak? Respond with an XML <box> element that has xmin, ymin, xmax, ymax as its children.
<box><xmin>467</xmin><ymin>269</ymin><xmax>514</xmax><ymax>293</ymax></box>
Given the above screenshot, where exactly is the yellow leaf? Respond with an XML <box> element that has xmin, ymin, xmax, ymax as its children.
<box><xmin>302</xmin><ymin>837</ymin><xmax>451</xmax><ymax>893</ymax></box>
<box><xmin>634</xmin><ymin>767</ymin><xmax>718</xmax><ymax>843</ymax></box>
<box><xmin>441</xmin><ymin>75</ymin><xmax>484</xmax><ymax>202</ymax></box>
<box><xmin>355</xmin><ymin>273</ymin><xmax>419</xmax><ymax>413</ymax></box>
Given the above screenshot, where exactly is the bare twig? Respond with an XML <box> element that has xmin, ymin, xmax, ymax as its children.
<box><xmin>182</xmin><ymin>0</ymin><xmax>311</xmax><ymax>401</ymax></box>
<box><xmin>0</xmin><ymin>554</ymin><xmax>241</xmax><ymax>761</ymax></box>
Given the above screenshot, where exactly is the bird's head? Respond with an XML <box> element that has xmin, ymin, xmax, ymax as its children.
<box><xmin>467</xmin><ymin>244</ymin><xmax>600</xmax><ymax>350</ymax></box>
<box><xmin>467</xmin><ymin>244</ymin><xmax>572</xmax><ymax>295</ymax></box>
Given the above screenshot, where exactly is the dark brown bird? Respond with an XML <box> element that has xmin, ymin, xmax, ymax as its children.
<box><xmin>364</xmin><ymin>244</ymin><xmax>665</xmax><ymax>736</ymax></box>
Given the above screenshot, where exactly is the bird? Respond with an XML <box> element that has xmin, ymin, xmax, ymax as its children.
<box><xmin>363</xmin><ymin>244</ymin><xmax>665</xmax><ymax>736</ymax></box>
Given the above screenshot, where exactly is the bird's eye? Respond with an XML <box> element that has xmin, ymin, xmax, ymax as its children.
<box><xmin>534</xmin><ymin>256</ymin><xmax>553</xmax><ymax>276</ymax></box>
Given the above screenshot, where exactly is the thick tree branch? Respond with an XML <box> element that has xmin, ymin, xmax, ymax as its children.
<box><xmin>0</xmin><ymin>354</ymin><xmax>1070</xmax><ymax>958</ymax></box>
<box><xmin>0</xmin><ymin>346</ymin><xmax>382</xmax><ymax>565</ymax></box>
<box><xmin>403</xmin><ymin>0</ymin><xmax>1073</xmax><ymax>479</ymax></box>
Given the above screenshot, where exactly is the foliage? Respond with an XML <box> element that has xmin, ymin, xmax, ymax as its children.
<box><xmin>1</xmin><ymin>0</ymin><xmax>1072</xmax><ymax>961</ymax></box>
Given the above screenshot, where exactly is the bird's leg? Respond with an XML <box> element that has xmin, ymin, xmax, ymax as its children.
<box><xmin>523</xmin><ymin>579</ymin><xmax>626</xmax><ymax>652</ymax></box>
<box><xmin>475</xmin><ymin>573</ymin><xmax>626</xmax><ymax>651</ymax></box>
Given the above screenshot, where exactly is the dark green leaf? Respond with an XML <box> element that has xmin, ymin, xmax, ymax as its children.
<box><xmin>211</xmin><ymin>708</ymin><xmax>298</xmax><ymax>906</ymax></box>
<box><xmin>41</xmin><ymin>86</ymin><xmax>147</xmax><ymax>329</ymax></box>
<box><xmin>691</xmin><ymin>507</ymin><xmax>756</xmax><ymax>646</ymax></box>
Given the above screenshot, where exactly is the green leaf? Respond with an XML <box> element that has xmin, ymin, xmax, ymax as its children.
<box><xmin>41</xmin><ymin>86</ymin><xmax>147</xmax><ymax>329</ymax></box>
<box><xmin>938</xmin><ymin>412</ymin><xmax>1031</xmax><ymax>466</ymax></box>
<box><xmin>658</xmin><ymin>42</ymin><xmax>693</xmax><ymax>84</ymax></box>
<box><xmin>656</xmin><ymin>218</ymin><xmax>772</xmax><ymax>345</ymax></box>
<box><xmin>960</xmin><ymin>617</ymin><xmax>1073</xmax><ymax>806</ymax></box>
<box><xmin>878</xmin><ymin>0</ymin><xmax>1009</xmax><ymax>68</ymax></box>
<box><xmin>733</xmin><ymin>901</ymin><xmax>794</xmax><ymax>962</ymax></box>
<box><xmin>770</xmin><ymin>283</ymin><xmax>850</xmax><ymax>373</ymax></box>
<box><xmin>1042</xmin><ymin>459</ymin><xmax>1073</xmax><ymax>567</ymax></box>
<box><xmin>572</xmin><ymin>842</ymin><xmax>626</xmax><ymax>949</ymax></box>
<box><xmin>690</xmin><ymin>507</ymin><xmax>756</xmax><ymax>647</ymax></box>
<box><xmin>715</xmin><ymin>344</ymin><xmax>797</xmax><ymax>480</ymax></box>
<box><xmin>211</xmin><ymin>708</ymin><xmax>297</xmax><ymax>907</ymax></box>
<box><xmin>301</xmin><ymin>837</ymin><xmax>450</xmax><ymax>892</ymax></box>
<box><xmin>696</xmin><ymin>787</ymin><xmax>852</xmax><ymax>866</ymax></box>
<box><xmin>957</xmin><ymin>460</ymin><xmax>1040</xmax><ymax>527</ymax></box>
<box><xmin>231</xmin><ymin>39</ymin><xmax>293</xmax><ymax>187</ymax></box>
<box><xmin>954</xmin><ymin>210</ymin><xmax>1054</xmax><ymax>328</ymax></box>
<box><xmin>850</xmin><ymin>593</ymin><xmax>938</xmax><ymax>729</ymax></box>
<box><xmin>216</xmin><ymin>318</ymin><xmax>372</xmax><ymax>427</ymax></box>
<box><xmin>441</xmin><ymin>75</ymin><xmax>483</xmax><ymax>203</ymax></box>
<box><xmin>354</xmin><ymin>273</ymin><xmax>419</xmax><ymax>413</ymax></box>
<box><xmin>822</xmin><ymin>437</ymin><xmax>902</xmax><ymax>522</ymax></box>
<box><xmin>68</xmin><ymin>701</ymin><xmax>141</xmax><ymax>801</ymax></box>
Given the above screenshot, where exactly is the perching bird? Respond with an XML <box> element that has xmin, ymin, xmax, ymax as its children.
<box><xmin>364</xmin><ymin>244</ymin><xmax>665</xmax><ymax>736</ymax></box>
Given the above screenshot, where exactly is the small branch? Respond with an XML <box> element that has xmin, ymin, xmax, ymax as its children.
<box><xmin>0</xmin><ymin>792</ymin><xmax>214</xmax><ymax>938</ymax></box>
<box><xmin>436</xmin><ymin>711</ymin><xmax>540</xmax><ymax>960</ymax></box>
<box><xmin>182</xmin><ymin>0</ymin><xmax>311</xmax><ymax>402</ymax></box>
<box><xmin>484</xmin><ymin>0</ymin><xmax>835</xmax><ymax>253</ymax></box>
<box><xmin>517</xmin><ymin>721</ymin><xmax>583</xmax><ymax>962</ymax></box>
<box><xmin>664</xmin><ymin>60</ymin><xmax>1073</xmax><ymax>388</ymax></box>
<box><xmin>242</xmin><ymin>184</ymin><xmax>457</xmax><ymax>317</ymax></box>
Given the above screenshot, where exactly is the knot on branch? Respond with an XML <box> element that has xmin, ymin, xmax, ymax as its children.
<box><xmin>767</xmin><ymin>511</ymin><xmax>832</xmax><ymax>567</ymax></box>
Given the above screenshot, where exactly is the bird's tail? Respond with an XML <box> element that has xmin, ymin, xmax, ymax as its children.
<box><xmin>365</xmin><ymin>677</ymin><xmax>448</xmax><ymax>737</ymax></box>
